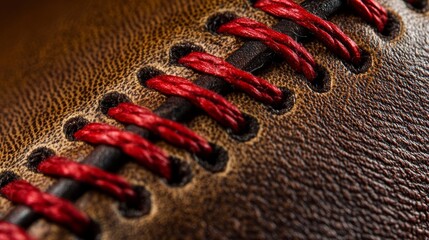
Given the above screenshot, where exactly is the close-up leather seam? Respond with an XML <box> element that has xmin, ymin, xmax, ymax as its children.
<box><xmin>0</xmin><ymin>0</ymin><xmax>425</xmax><ymax>239</ymax></box>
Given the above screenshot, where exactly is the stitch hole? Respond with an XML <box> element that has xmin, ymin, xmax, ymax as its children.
<box><xmin>99</xmin><ymin>92</ymin><xmax>130</xmax><ymax>115</ymax></box>
<box><xmin>0</xmin><ymin>171</ymin><xmax>19</xmax><ymax>190</ymax></box>
<box><xmin>379</xmin><ymin>12</ymin><xmax>401</xmax><ymax>40</ymax></box>
<box><xmin>228</xmin><ymin>114</ymin><xmax>259</xmax><ymax>142</ymax></box>
<box><xmin>248</xmin><ymin>0</ymin><xmax>258</xmax><ymax>5</ymax></box>
<box><xmin>75</xmin><ymin>220</ymin><xmax>101</xmax><ymax>240</ymax></box>
<box><xmin>194</xmin><ymin>143</ymin><xmax>228</xmax><ymax>172</ymax></box>
<box><xmin>268</xmin><ymin>88</ymin><xmax>296</xmax><ymax>114</ymax></box>
<box><xmin>27</xmin><ymin>147</ymin><xmax>55</xmax><ymax>172</ymax></box>
<box><xmin>137</xmin><ymin>67</ymin><xmax>164</xmax><ymax>87</ymax></box>
<box><xmin>343</xmin><ymin>49</ymin><xmax>372</xmax><ymax>74</ymax></box>
<box><xmin>170</xmin><ymin>43</ymin><xmax>205</xmax><ymax>65</ymax></box>
<box><xmin>406</xmin><ymin>0</ymin><xmax>428</xmax><ymax>10</ymax></box>
<box><xmin>167</xmin><ymin>157</ymin><xmax>192</xmax><ymax>186</ymax></box>
<box><xmin>206</xmin><ymin>12</ymin><xmax>237</xmax><ymax>34</ymax></box>
<box><xmin>64</xmin><ymin>117</ymin><xmax>89</xmax><ymax>141</ymax></box>
<box><xmin>306</xmin><ymin>66</ymin><xmax>331</xmax><ymax>93</ymax></box>
<box><xmin>118</xmin><ymin>186</ymin><xmax>151</xmax><ymax>218</ymax></box>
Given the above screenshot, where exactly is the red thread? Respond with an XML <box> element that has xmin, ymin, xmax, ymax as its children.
<box><xmin>348</xmin><ymin>0</ymin><xmax>388</xmax><ymax>32</ymax></box>
<box><xmin>38</xmin><ymin>156</ymin><xmax>136</xmax><ymax>202</ymax></box>
<box><xmin>255</xmin><ymin>0</ymin><xmax>362</xmax><ymax>64</ymax></box>
<box><xmin>218</xmin><ymin>17</ymin><xmax>317</xmax><ymax>80</ymax></box>
<box><xmin>74</xmin><ymin>123</ymin><xmax>172</xmax><ymax>180</ymax></box>
<box><xmin>0</xmin><ymin>2</ymin><xmax>394</xmax><ymax>239</ymax></box>
<box><xmin>108</xmin><ymin>103</ymin><xmax>212</xmax><ymax>156</ymax></box>
<box><xmin>179</xmin><ymin>52</ymin><xmax>285</xmax><ymax>104</ymax></box>
<box><xmin>0</xmin><ymin>221</ymin><xmax>34</xmax><ymax>240</ymax></box>
<box><xmin>146</xmin><ymin>75</ymin><xmax>245</xmax><ymax>132</ymax></box>
<box><xmin>0</xmin><ymin>180</ymin><xmax>90</xmax><ymax>236</ymax></box>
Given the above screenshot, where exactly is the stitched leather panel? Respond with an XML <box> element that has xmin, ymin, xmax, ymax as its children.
<box><xmin>0</xmin><ymin>0</ymin><xmax>428</xmax><ymax>239</ymax></box>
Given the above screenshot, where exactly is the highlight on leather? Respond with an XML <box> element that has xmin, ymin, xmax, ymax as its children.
<box><xmin>217</xmin><ymin>17</ymin><xmax>318</xmax><ymax>80</ymax></box>
<box><xmin>37</xmin><ymin>156</ymin><xmax>137</xmax><ymax>202</ymax></box>
<box><xmin>146</xmin><ymin>75</ymin><xmax>246</xmax><ymax>132</ymax></box>
<box><xmin>0</xmin><ymin>221</ymin><xmax>34</xmax><ymax>240</ymax></box>
<box><xmin>179</xmin><ymin>52</ymin><xmax>285</xmax><ymax>103</ymax></box>
<box><xmin>108</xmin><ymin>102</ymin><xmax>213</xmax><ymax>156</ymax></box>
<box><xmin>74</xmin><ymin>123</ymin><xmax>172</xmax><ymax>180</ymax></box>
<box><xmin>0</xmin><ymin>177</ymin><xmax>91</xmax><ymax>236</ymax></box>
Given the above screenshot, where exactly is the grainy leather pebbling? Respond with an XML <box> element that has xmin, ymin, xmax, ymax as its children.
<box><xmin>0</xmin><ymin>0</ymin><xmax>428</xmax><ymax>239</ymax></box>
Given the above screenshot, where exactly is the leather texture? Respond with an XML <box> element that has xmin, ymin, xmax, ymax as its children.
<box><xmin>0</xmin><ymin>0</ymin><xmax>428</xmax><ymax>239</ymax></box>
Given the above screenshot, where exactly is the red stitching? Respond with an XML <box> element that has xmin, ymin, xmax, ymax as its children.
<box><xmin>348</xmin><ymin>0</ymin><xmax>388</xmax><ymax>32</ymax></box>
<box><xmin>0</xmin><ymin>221</ymin><xmax>33</xmax><ymax>240</ymax></box>
<box><xmin>179</xmin><ymin>52</ymin><xmax>285</xmax><ymax>103</ymax></box>
<box><xmin>255</xmin><ymin>0</ymin><xmax>362</xmax><ymax>64</ymax></box>
<box><xmin>38</xmin><ymin>156</ymin><xmax>136</xmax><ymax>202</ymax></box>
<box><xmin>108</xmin><ymin>102</ymin><xmax>213</xmax><ymax>156</ymax></box>
<box><xmin>0</xmin><ymin>180</ymin><xmax>90</xmax><ymax>236</ymax></box>
<box><xmin>146</xmin><ymin>75</ymin><xmax>245</xmax><ymax>132</ymax></box>
<box><xmin>0</xmin><ymin>0</ymin><xmax>392</xmax><ymax>237</ymax></box>
<box><xmin>217</xmin><ymin>17</ymin><xmax>318</xmax><ymax>80</ymax></box>
<box><xmin>74</xmin><ymin>123</ymin><xmax>172</xmax><ymax>180</ymax></box>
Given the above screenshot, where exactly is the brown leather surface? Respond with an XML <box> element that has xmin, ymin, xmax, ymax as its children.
<box><xmin>0</xmin><ymin>0</ymin><xmax>428</xmax><ymax>239</ymax></box>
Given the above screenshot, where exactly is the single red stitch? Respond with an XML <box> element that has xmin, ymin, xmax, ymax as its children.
<box><xmin>179</xmin><ymin>52</ymin><xmax>285</xmax><ymax>104</ymax></box>
<box><xmin>217</xmin><ymin>17</ymin><xmax>317</xmax><ymax>80</ymax></box>
<box><xmin>0</xmin><ymin>180</ymin><xmax>90</xmax><ymax>236</ymax></box>
<box><xmin>38</xmin><ymin>156</ymin><xmax>136</xmax><ymax>202</ymax></box>
<box><xmin>146</xmin><ymin>75</ymin><xmax>246</xmax><ymax>132</ymax></box>
<box><xmin>255</xmin><ymin>0</ymin><xmax>362</xmax><ymax>64</ymax></box>
<box><xmin>347</xmin><ymin>0</ymin><xmax>388</xmax><ymax>32</ymax></box>
<box><xmin>108</xmin><ymin>103</ymin><xmax>213</xmax><ymax>156</ymax></box>
<box><xmin>0</xmin><ymin>221</ymin><xmax>34</xmax><ymax>240</ymax></box>
<box><xmin>74</xmin><ymin>123</ymin><xmax>172</xmax><ymax>180</ymax></box>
